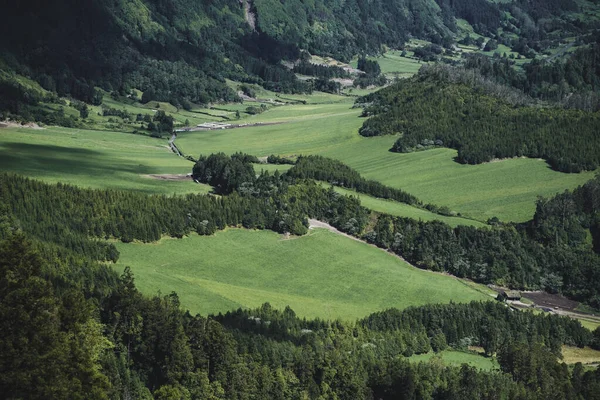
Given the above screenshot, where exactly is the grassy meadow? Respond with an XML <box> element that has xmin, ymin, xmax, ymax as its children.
<box><xmin>0</xmin><ymin>126</ymin><xmax>210</xmax><ymax>195</ymax></box>
<box><xmin>409</xmin><ymin>350</ymin><xmax>499</xmax><ymax>371</ymax></box>
<box><xmin>562</xmin><ymin>346</ymin><xmax>600</xmax><ymax>365</ymax></box>
<box><xmin>114</xmin><ymin>228</ymin><xmax>490</xmax><ymax>320</ymax></box>
<box><xmin>351</xmin><ymin>50</ymin><xmax>425</xmax><ymax>78</ymax></box>
<box><xmin>326</xmin><ymin>185</ymin><xmax>486</xmax><ymax>228</ymax></box>
<box><xmin>176</xmin><ymin>100</ymin><xmax>596</xmax><ymax>222</ymax></box>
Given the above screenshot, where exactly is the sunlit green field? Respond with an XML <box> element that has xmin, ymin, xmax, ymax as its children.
<box><xmin>351</xmin><ymin>50</ymin><xmax>425</xmax><ymax>77</ymax></box>
<box><xmin>328</xmin><ymin>185</ymin><xmax>486</xmax><ymax>228</ymax></box>
<box><xmin>562</xmin><ymin>346</ymin><xmax>600</xmax><ymax>365</ymax></box>
<box><xmin>409</xmin><ymin>350</ymin><xmax>499</xmax><ymax>370</ymax></box>
<box><xmin>0</xmin><ymin>126</ymin><xmax>210</xmax><ymax>195</ymax></box>
<box><xmin>114</xmin><ymin>228</ymin><xmax>490</xmax><ymax>320</ymax></box>
<box><xmin>176</xmin><ymin>100</ymin><xmax>595</xmax><ymax>222</ymax></box>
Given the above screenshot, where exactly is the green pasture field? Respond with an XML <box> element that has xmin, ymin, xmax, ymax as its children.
<box><xmin>0</xmin><ymin>126</ymin><xmax>210</xmax><ymax>195</ymax></box>
<box><xmin>114</xmin><ymin>228</ymin><xmax>490</xmax><ymax>320</ymax></box>
<box><xmin>176</xmin><ymin>100</ymin><xmax>596</xmax><ymax>222</ymax></box>
<box><xmin>408</xmin><ymin>350</ymin><xmax>499</xmax><ymax>371</ymax></box>
<box><xmin>324</xmin><ymin>185</ymin><xmax>486</xmax><ymax>228</ymax></box>
<box><xmin>351</xmin><ymin>50</ymin><xmax>425</xmax><ymax>77</ymax></box>
<box><xmin>562</xmin><ymin>346</ymin><xmax>600</xmax><ymax>365</ymax></box>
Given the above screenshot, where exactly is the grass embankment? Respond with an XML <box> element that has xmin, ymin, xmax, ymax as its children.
<box><xmin>0</xmin><ymin>126</ymin><xmax>210</xmax><ymax>195</ymax></box>
<box><xmin>115</xmin><ymin>228</ymin><xmax>490</xmax><ymax>320</ymax></box>
<box><xmin>176</xmin><ymin>100</ymin><xmax>596</xmax><ymax>222</ymax></box>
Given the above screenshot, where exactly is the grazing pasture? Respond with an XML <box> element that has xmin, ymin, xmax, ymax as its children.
<box><xmin>0</xmin><ymin>126</ymin><xmax>210</xmax><ymax>195</ymax></box>
<box><xmin>114</xmin><ymin>228</ymin><xmax>490</xmax><ymax>320</ymax></box>
<box><xmin>176</xmin><ymin>100</ymin><xmax>595</xmax><ymax>222</ymax></box>
<box><xmin>326</xmin><ymin>185</ymin><xmax>486</xmax><ymax>227</ymax></box>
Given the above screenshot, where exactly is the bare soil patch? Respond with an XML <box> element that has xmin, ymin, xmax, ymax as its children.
<box><xmin>143</xmin><ymin>174</ymin><xmax>192</xmax><ymax>181</ymax></box>
<box><xmin>522</xmin><ymin>291</ymin><xmax>580</xmax><ymax>311</ymax></box>
<box><xmin>0</xmin><ymin>120</ymin><xmax>44</xmax><ymax>129</ymax></box>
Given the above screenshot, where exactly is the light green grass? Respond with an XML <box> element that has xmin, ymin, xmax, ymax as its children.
<box><xmin>0</xmin><ymin>126</ymin><xmax>210</xmax><ymax>195</ymax></box>
<box><xmin>114</xmin><ymin>228</ymin><xmax>490</xmax><ymax>320</ymax></box>
<box><xmin>351</xmin><ymin>50</ymin><xmax>425</xmax><ymax>78</ymax></box>
<box><xmin>409</xmin><ymin>350</ymin><xmax>499</xmax><ymax>370</ymax></box>
<box><xmin>325</xmin><ymin>185</ymin><xmax>486</xmax><ymax>228</ymax></box>
<box><xmin>562</xmin><ymin>346</ymin><xmax>600</xmax><ymax>365</ymax></box>
<box><xmin>176</xmin><ymin>101</ymin><xmax>595</xmax><ymax>222</ymax></box>
<box><xmin>580</xmin><ymin>319</ymin><xmax>600</xmax><ymax>331</ymax></box>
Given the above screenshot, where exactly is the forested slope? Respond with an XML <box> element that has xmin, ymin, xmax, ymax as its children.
<box><xmin>357</xmin><ymin>65</ymin><xmax>600</xmax><ymax>172</ymax></box>
<box><xmin>1</xmin><ymin>0</ymin><xmax>598</xmax><ymax>116</ymax></box>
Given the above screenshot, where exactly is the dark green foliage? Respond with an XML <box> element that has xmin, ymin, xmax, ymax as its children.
<box><xmin>267</xmin><ymin>154</ymin><xmax>296</xmax><ymax>165</ymax></box>
<box><xmin>413</xmin><ymin>44</ymin><xmax>444</xmax><ymax>61</ymax></box>
<box><xmin>484</xmin><ymin>39</ymin><xmax>498</xmax><ymax>52</ymax></box>
<box><xmin>357</xmin><ymin>58</ymin><xmax>382</xmax><ymax>76</ymax></box>
<box><xmin>464</xmin><ymin>44</ymin><xmax>600</xmax><ymax>110</ymax></box>
<box><xmin>358</xmin><ymin>66</ymin><xmax>600</xmax><ymax>172</ymax></box>
<box><xmin>362</xmin><ymin>301</ymin><xmax>591</xmax><ymax>351</ymax></box>
<box><xmin>287</xmin><ymin>155</ymin><xmax>421</xmax><ymax>205</ymax></box>
<box><xmin>101</xmin><ymin>106</ymin><xmax>133</xmax><ymax>120</ymax></box>
<box><xmin>192</xmin><ymin>153</ymin><xmax>257</xmax><ymax>194</ymax></box>
<box><xmin>293</xmin><ymin>61</ymin><xmax>350</xmax><ymax>79</ymax></box>
<box><xmin>245</xmin><ymin>104</ymin><xmax>268</xmax><ymax>115</ymax></box>
<box><xmin>0</xmin><ymin>234</ymin><xmax>110</xmax><ymax>399</ymax></box>
<box><xmin>239</xmin><ymin>84</ymin><xmax>256</xmax><ymax>98</ymax></box>
<box><xmin>310</xmin><ymin>78</ymin><xmax>341</xmax><ymax>94</ymax></box>
<box><xmin>148</xmin><ymin>110</ymin><xmax>174</xmax><ymax>136</ymax></box>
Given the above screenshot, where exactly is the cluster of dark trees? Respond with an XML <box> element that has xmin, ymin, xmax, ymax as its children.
<box><xmin>357</xmin><ymin>65</ymin><xmax>600</xmax><ymax>172</ymax></box>
<box><xmin>353</xmin><ymin>58</ymin><xmax>387</xmax><ymax>87</ymax></box>
<box><xmin>267</xmin><ymin>154</ymin><xmax>296</xmax><ymax>165</ymax></box>
<box><xmin>147</xmin><ymin>111</ymin><xmax>175</xmax><ymax>137</ymax></box>
<box><xmin>292</xmin><ymin>61</ymin><xmax>350</xmax><ymax>79</ymax></box>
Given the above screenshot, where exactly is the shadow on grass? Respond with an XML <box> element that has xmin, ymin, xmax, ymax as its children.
<box><xmin>0</xmin><ymin>142</ymin><xmax>146</xmax><ymax>178</ymax></box>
